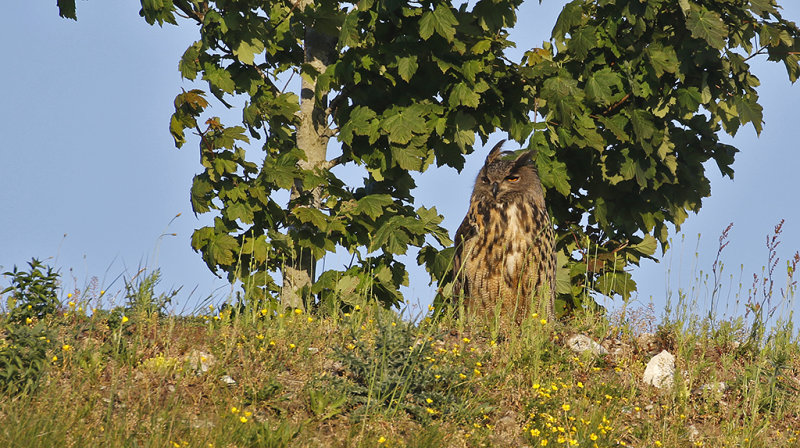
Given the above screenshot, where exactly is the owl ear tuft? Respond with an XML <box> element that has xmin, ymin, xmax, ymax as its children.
<box><xmin>486</xmin><ymin>139</ymin><xmax>506</xmax><ymax>164</ymax></box>
<box><xmin>512</xmin><ymin>150</ymin><xmax>534</xmax><ymax>168</ymax></box>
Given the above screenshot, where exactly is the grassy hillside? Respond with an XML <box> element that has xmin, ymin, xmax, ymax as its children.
<box><xmin>1</xmin><ymin>265</ymin><xmax>799</xmax><ymax>447</ymax></box>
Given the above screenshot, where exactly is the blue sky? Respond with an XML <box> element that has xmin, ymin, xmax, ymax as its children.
<box><xmin>2</xmin><ymin>1</ymin><xmax>799</xmax><ymax>320</ymax></box>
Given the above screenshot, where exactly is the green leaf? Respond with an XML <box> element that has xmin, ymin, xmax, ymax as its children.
<box><xmin>57</xmin><ymin>0</ymin><xmax>76</xmax><ymax>20</ymax></box>
<box><xmin>585</xmin><ymin>68</ymin><xmax>620</xmax><ymax>105</ymax></box>
<box><xmin>340</xmin><ymin>106</ymin><xmax>378</xmax><ymax>145</ymax></box>
<box><xmin>225</xmin><ymin>202</ymin><xmax>254</xmax><ymax>224</ymax></box>
<box><xmin>208</xmin><ymin>233</ymin><xmax>239</xmax><ymax>267</ymax></box>
<box><xmin>193</xmin><ymin>228</ymin><xmax>238</xmax><ymax>268</ymax></box>
<box><xmin>597</xmin><ymin>115</ymin><xmax>629</xmax><ymax>143</ymax></box>
<box><xmin>179</xmin><ymin>42</ymin><xmax>202</xmax><ymax>80</ymax></box>
<box><xmin>370</xmin><ymin>217</ymin><xmax>410</xmax><ymax>254</ymax></box>
<box><xmin>391</xmin><ymin>145</ymin><xmax>424</xmax><ymax>170</ymax></box>
<box><xmin>749</xmin><ymin>0</ymin><xmax>777</xmax><ymax>16</ymax></box>
<box><xmin>354</xmin><ymin>194</ymin><xmax>394</xmax><ymax>219</ymax></box>
<box><xmin>453</xmin><ymin>111</ymin><xmax>476</xmax><ymax>149</ymax></box>
<box><xmin>536</xmin><ymin>151</ymin><xmax>571</xmax><ymax>196</ymax></box>
<box><xmin>262</xmin><ymin>154</ymin><xmax>299</xmax><ymax>190</ymax></box>
<box><xmin>203</xmin><ymin>62</ymin><xmax>235</xmax><ymax>94</ymax></box>
<box><xmin>448</xmin><ymin>82</ymin><xmax>480</xmax><ymax>108</ymax></box>
<box><xmin>233</xmin><ymin>39</ymin><xmax>265</xmax><ymax>65</ymax></box>
<box><xmin>397</xmin><ymin>56</ymin><xmax>419</xmax><ymax>82</ymax></box>
<box><xmin>555</xmin><ymin>252</ymin><xmax>573</xmax><ymax>295</ymax></box>
<box><xmin>735</xmin><ymin>95</ymin><xmax>763</xmax><ymax>134</ymax></box>
<box><xmin>595</xmin><ymin>271</ymin><xmax>637</xmax><ymax>300</ymax></box>
<box><xmin>190</xmin><ymin>175</ymin><xmax>214</xmax><ymax>214</ymax></box>
<box><xmin>647</xmin><ymin>44</ymin><xmax>679</xmax><ymax>77</ymax></box>
<box><xmin>339</xmin><ymin>12</ymin><xmax>360</xmax><ymax>49</ymax></box>
<box><xmin>678</xmin><ymin>0</ymin><xmax>691</xmax><ymax>15</ymax></box>
<box><xmin>471</xmin><ymin>39</ymin><xmax>492</xmax><ymax>54</ymax></box>
<box><xmin>417</xmin><ymin>246</ymin><xmax>454</xmax><ymax>283</ymax></box>
<box><xmin>676</xmin><ymin>87</ymin><xmax>702</xmax><ymax>111</ymax></box>
<box><xmin>419</xmin><ymin>4</ymin><xmax>458</xmax><ymax>42</ymax></box>
<box><xmin>629</xmin><ymin>235</ymin><xmax>658</xmax><ymax>258</ymax></box>
<box><xmin>552</xmin><ymin>1</ymin><xmax>583</xmax><ymax>42</ymax></box>
<box><xmin>629</xmin><ymin>109</ymin><xmax>655</xmax><ymax>143</ymax></box>
<box><xmin>383</xmin><ymin>108</ymin><xmax>426</xmax><ymax>144</ymax></box>
<box><xmin>686</xmin><ymin>6</ymin><xmax>728</xmax><ymax>50</ymax></box>
<box><xmin>292</xmin><ymin>207</ymin><xmax>329</xmax><ymax>230</ymax></box>
<box><xmin>569</xmin><ymin>25</ymin><xmax>596</xmax><ymax>60</ymax></box>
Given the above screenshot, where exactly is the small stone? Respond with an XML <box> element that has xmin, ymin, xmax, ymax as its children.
<box><xmin>636</xmin><ymin>332</ymin><xmax>661</xmax><ymax>355</ymax></box>
<box><xmin>687</xmin><ymin>424</ymin><xmax>700</xmax><ymax>441</ymax></box>
<box><xmin>643</xmin><ymin>350</ymin><xmax>675</xmax><ymax>389</ymax></box>
<box><xmin>694</xmin><ymin>382</ymin><xmax>727</xmax><ymax>395</ymax></box>
<box><xmin>184</xmin><ymin>349</ymin><xmax>215</xmax><ymax>375</ymax></box>
<box><xmin>566</xmin><ymin>334</ymin><xmax>609</xmax><ymax>356</ymax></box>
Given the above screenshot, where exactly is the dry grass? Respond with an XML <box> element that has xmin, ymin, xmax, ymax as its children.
<box><xmin>1</xmin><ymin>295</ymin><xmax>799</xmax><ymax>448</ymax></box>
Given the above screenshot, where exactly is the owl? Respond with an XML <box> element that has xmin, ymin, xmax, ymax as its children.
<box><xmin>452</xmin><ymin>140</ymin><xmax>556</xmax><ymax>323</ymax></box>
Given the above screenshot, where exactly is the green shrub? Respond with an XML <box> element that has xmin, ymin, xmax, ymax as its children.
<box><xmin>2</xmin><ymin>258</ymin><xmax>61</xmax><ymax>324</ymax></box>
<box><xmin>123</xmin><ymin>268</ymin><xmax>179</xmax><ymax>317</ymax></box>
<box><xmin>0</xmin><ymin>323</ymin><xmax>54</xmax><ymax>395</ymax></box>
<box><xmin>333</xmin><ymin>313</ymin><xmax>476</xmax><ymax>421</ymax></box>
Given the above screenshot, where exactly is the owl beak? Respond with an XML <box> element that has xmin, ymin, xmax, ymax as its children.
<box><xmin>491</xmin><ymin>182</ymin><xmax>499</xmax><ymax>197</ymax></box>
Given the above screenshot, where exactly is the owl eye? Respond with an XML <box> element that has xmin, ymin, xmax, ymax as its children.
<box><xmin>505</xmin><ymin>175</ymin><xmax>520</xmax><ymax>182</ymax></box>
<box><xmin>481</xmin><ymin>176</ymin><xmax>490</xmax><ymax>184</ymax></box>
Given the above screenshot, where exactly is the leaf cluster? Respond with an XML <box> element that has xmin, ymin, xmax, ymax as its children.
<box><xmin>145</xmin><ymin>0</ymin><xmax>531</xmax><ymax>309</ymax></box>
<box><xmin>520</xmin><ymin>0</ymin><xmax>800</xmax><ymax>306</ymax></box>
<box><xmin>0</xmin><ymin>323</ymin><xmax>54</xmax><ymax>396</ymax></box>
<box><xmin>2</xmin><ymin>258</ymin><xmax>61</xmax><ymax>325</ymax></box>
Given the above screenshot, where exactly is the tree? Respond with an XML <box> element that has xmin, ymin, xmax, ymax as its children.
<box><xmin>58</xmin><ymin>0</ymin><xmax>800</xmax><ymax>314</ymax></box>
<box><xmin>523</xmin><ymin>0</ymin><xmax>800</xmax><ymax>310</ymax></box>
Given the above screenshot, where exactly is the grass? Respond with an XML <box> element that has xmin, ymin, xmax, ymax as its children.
<box><xmin>1</xmin><ymin>228</ymin><xmax>800</xmax><ymax>447</ymax></box>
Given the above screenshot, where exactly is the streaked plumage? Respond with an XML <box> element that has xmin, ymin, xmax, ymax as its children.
<box><xmin>453</xmin><ymin>140</ymin><xmax>556</xmax><ymax>323</ymax></box>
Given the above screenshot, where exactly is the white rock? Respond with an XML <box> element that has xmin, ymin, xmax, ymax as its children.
<box><xmin>643</xmin><ymin>350</ymin><xmax>675</xmax><ymax>389</ymax></box>
<box><xmin>566</xmin><ymin>334</ymin><xmax>609</xmax><ymax>356</ymax></box>
<box><xmin>184</xmin><ymin>349</ymin><xmax>215</xmax><ymax>375</ymax></box>
<box><xmin>695</xmin><ymin>382</ymin><xmax>727</xmax><ymax>395</ymax></box>
<box><xmin>687</xmin><ymin>424</ymin><xmax>700</xmax><ymax>441</ymax></box>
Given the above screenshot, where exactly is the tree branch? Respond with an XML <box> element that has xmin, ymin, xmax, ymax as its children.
<box><xmin>173</xmin><ymin>0</ymin><xmax>203</xmax><ymax>24</ymax></box>
<box><xmin>604</xmin><ymin>93</ymin><xmax>630</xmax><ymax>115</ymax></box>
<box><xmin>323</xmin><ymin>155</ymin><xmax>343</xmax><ymax>170</ymax></box>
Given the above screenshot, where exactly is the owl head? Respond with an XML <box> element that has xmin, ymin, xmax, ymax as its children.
<box><xmin>472</xmin><ymin>140</ymin><xmax>545</xmax><ymax>206</ymax></box>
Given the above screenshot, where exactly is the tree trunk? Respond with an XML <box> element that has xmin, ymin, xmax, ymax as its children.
<box><xmin>280</xmin><ymin>2</ymin><xmax>337</xmax><ymax>310</ymax></box>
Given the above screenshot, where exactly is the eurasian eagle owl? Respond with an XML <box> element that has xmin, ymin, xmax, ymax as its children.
<box><xmin>453</xmin><ymin>140</ymin><xmax>556</xmax><ymax>323</ymax></box>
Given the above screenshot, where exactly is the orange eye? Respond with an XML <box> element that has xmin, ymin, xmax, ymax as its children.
<box><xmin>506</xmin><ymin>175</ymin><xmax>519</xmax><ymax>182</ymax></box>
<box><xmin>481</xmin><ymin>176</ymin><xmax>490</xmax><ymax>183</ymax></box>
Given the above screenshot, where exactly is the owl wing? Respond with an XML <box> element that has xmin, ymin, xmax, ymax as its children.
<box><xmin>452</xmin><ymin>211</ymin><xmax>477</xmax><ymax>297</ymax></box>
